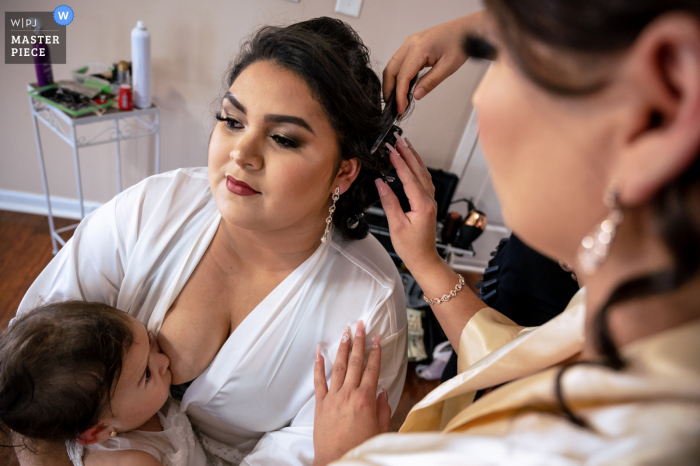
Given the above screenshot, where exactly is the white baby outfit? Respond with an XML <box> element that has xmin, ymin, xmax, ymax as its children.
<box><xmin>66</xmin><ymin>398</ymin><xmax>207</xmax><ymax>466</ymax></box>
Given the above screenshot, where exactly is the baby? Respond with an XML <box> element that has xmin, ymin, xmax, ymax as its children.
<box><xmin>0</xmin><ymin>301</ymin><xmax>206</xmax><ymax>466</ymax></box>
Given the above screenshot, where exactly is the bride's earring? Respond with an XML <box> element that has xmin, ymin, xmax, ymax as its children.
<box><xmin>577</xmin><ymin>183</ymin><xmax>624</xmax><ymax>275</ymax></box>
<box><xmin>321</xmin><ymin>187</ymin><xmax>340</xmax><ymax>243</ymax></box>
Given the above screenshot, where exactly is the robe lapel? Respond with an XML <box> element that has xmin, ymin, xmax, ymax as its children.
<box><xmin>447</xmin><ymin>317</ymin><xmax>700</xmax><ymax>433</ymax></box>
<box><xmin>400</xmin><ymin>289</ymin><xmax>587</xmax><ymax>433</ymax></box>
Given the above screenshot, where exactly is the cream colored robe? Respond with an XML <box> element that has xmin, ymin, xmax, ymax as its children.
<box><xmin>332</xmin><ymin>289</ymin><xmax>700</xmax><ymax>465</ymax></box>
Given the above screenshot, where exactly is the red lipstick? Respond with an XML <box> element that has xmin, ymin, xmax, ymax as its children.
<box><xmin>226</xmin><ymin>176</ymin><xmax>260</xmax><ymax>196</ymax></box>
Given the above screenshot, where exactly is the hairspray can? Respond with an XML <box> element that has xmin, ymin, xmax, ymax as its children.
<box><xmin>131</xmin><ymin>21</ymin><xmax>152</xmax><ymax>108</ymax></box>
<box><xmin>32</xmin><ymin>19</ymin><xmax>53</xmax><ymax>87</ymax></box>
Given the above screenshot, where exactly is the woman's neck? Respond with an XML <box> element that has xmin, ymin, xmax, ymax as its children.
<box><xmin>213</xmin><ymin>213</ymin><xmax>329</xmax><ymax>276</ymax></box>
<box><xmin>578</xmin><ymin>208</ymin><xmax>700</xmax><ymax>360</ymax></box>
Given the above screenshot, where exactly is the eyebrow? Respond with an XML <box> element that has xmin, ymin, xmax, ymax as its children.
<box><xmin>223</xmin><ymin>92</ymin><xmax>315</xmax><ymax>135</ymax></box>
<box><xmin>224</xmin><ymin>93</ymin><xmax>247</xmax><ymax>114</ymax></box>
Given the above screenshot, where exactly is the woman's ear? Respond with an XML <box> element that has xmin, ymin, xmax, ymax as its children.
<box><xmin>612</xmin><ymin>13</ymin><xmax>700</xmax><ymax>206</ymax></box>
<box><xmin>333</xmin><ymin>159</ymin><xmax>362</xmax><ymax>195</ymax></box>
<box><xmin>77</xmin><ymin>423</ymin><xmax>112</xmax><ymax>446</ymax></box>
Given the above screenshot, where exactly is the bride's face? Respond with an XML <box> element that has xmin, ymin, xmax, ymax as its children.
<box><xmin>208</xmin><ymin>60</ymin><xmax>341</xmax><ymax>235</ymax></box>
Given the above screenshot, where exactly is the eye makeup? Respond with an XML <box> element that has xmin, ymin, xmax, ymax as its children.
<box><xmin>216</xmin><ymin>112</ymin><xmax>243</xmax><ymax>130</ymax></box>
<box><xmin>464</xmin><ymin>35</ymin><xmax>498</xmax><ymax>61</ymax></box>
<box><xmin>216</xmin><ymin>112</ymin><xmax>302</xmax><ymax>150</ymax></box>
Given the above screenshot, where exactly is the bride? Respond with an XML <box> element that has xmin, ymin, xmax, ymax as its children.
<box><xmin>15</xmin><ymin>17</ymin><xmax>412</xmax><ymax>466</ymax></box>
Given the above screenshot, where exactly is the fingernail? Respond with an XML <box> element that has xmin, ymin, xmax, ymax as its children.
<box><xmin>385</xmin><ymin>142</ymin><xmax>398</xmax><ymax>155</ymax></box>
<box><xmin>414</xmin><ymin>87</ymin><xmax>426</xmax><ymax>100</ymax></box>
<box><xmin>393</xmin><ymin>131</ymin><xmax>406</xmax><ymax>147</ymax></box>
<box><xmin>404</xmin><ymin>137</ymin><xmax>414</xmax><ymax>149</ymax></box>
<box><xmin>315</xmin><ymin>344</ymin><xmax>321</xmax><ymax>361</ymax></box>
<box><xmin>374</xmin><ymin>178</ymin><xmax>387</xmax><ymax>196</ymax></box>
<box><xmin>342</xmin><ymin>326</ymin><xmax>351</xmax><ymax>343</ymax></box>
<box><xmin>372</xmin><ymin>334</ymin><xmax>381</xmax><ymax>346</ymax></box>
<box><xmin>356</xmin><ymin>320</ymin><xmax>364</xmax><ymax>337</ymax></box>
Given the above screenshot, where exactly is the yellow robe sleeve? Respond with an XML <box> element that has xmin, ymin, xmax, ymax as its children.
<box><xmin>457</xmin><ymin>308</ymin><xmax>526</xmax><ymax>374</ymax></box>
<box><xmin>401</xmin><ymin>289</ymin><xmax>587</xmax><ymax>433</ymax></box>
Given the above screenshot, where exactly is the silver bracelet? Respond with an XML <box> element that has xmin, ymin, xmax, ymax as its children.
<box><xmin>423</xmin><ymin>274</ymin><xmax>465</xmax><ymax>305</ymax></box>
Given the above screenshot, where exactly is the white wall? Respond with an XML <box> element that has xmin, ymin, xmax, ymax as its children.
<box><xmin>447</xmin><ymin>109</ymin><xmax>511</xmax><ymax>271</ymax></box>
<box><xmin>0</xmin><ymin>0</ymin><xmax>488</xmax><ymax>205</ymax></box>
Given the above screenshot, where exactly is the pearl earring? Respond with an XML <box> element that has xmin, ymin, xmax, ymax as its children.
<box><xmin>576</xmin><ymin>184</ymin><xmax>623</xmax><ymax>275</ymax></box>
<box><xmin>321</xmin><ymin>187</ymin><xmax>340</xmax><ymax>243</ymax></box>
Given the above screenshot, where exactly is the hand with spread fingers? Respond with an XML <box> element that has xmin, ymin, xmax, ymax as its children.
<box><xmin>374</xmin><ymin>135</ymin><xmax>441</xmax><ymax>275</ymax></box>
<box><xmin>382</xmin><ymin>10</ymin><xmax>485</xmax><ymax>114</ymax></box>
<box><xmin>312</xmin><ymin>321</ymin><xmax>391</xmax><ymax>466</ymax></box>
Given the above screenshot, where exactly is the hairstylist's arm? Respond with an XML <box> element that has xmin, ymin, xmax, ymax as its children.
<box><xmin>383</xmin><ymin>10</ymin><xmax>485</xmax><ymax>114</ymax></box>
<box><xmin>375</xmin><ymin>138</ymin><xmax>486</xmax><ymax>350</ymax></box>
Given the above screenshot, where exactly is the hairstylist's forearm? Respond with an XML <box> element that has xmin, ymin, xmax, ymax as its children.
<box><xmin>378</xmin><ymin>139</ymin><xmax>487</xmax><ymax>352</ymax></box>
<box><xmin>409</xmin><ymin>258</ymin><xmax>486</xmax><ymax>351</ymax></box>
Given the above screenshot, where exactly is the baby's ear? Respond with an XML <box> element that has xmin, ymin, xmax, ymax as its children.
<box><xmin>76</xmin><ymin>424</ymin><xmax>111</xmax><ymax>446</ymax></box>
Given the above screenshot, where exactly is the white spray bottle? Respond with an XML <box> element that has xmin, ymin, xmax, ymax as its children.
<box><xmin>131</xmin><ymin>21</ymin><xmax>152</xmax><ymax>108</ymax></box>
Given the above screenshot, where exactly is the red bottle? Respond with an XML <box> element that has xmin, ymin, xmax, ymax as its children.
<box><xmin>119</xmin><ymin>84</ymin><xmax>133</xmax><ymax>111</ymax></box>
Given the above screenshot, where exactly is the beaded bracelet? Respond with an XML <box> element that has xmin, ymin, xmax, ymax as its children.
<box><xmin>423</xmin><ymin>274</ymin><xmax>465</xmax><ymax>305</ymax></box>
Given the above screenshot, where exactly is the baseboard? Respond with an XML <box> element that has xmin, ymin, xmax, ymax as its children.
<box><xmin>0</xmin><ymin>189</ymin><xmax>103</xmax><ymax>220</ymax></box>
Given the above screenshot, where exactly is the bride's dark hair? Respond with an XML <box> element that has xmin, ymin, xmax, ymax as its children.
<box><xmin>224</xmin><ymin>17</ymin><xmax>417</xmax><ymax>240</ymax></box>
<box><xmin>481</xmin><ymin>0</ymin><xmax>700</xmax><ymax>427</ymax></box>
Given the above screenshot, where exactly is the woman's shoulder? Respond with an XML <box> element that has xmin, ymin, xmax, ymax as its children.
<box><xmin>114</xmin><ymin>167</ymin><xmax>212</xmax><ymax>212</ymax></box>
<box><xmin>330</xmin><ymin>231</ymin><xmax>402</xmax><ymax>291</ymax></box>
<box><xmin>97</xmin><ymin>167</ymin><xmax>216</xmax><ymax>238</ymax></box>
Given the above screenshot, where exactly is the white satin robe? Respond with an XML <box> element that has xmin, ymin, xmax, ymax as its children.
<box><xmin>18</xmin><ymin>167</ymin><xmax>408</xmax><ymax>466</ymax></box>
<box><xmin>332</xmin><ymin>289</ymin><xmax>700</xmax><ymax>465</ymax></box>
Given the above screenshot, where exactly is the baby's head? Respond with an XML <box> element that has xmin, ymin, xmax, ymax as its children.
<box><xmin>0</xmin><ymin>301</ymin><xmax>171</xmax><ymax>446</ymax></box>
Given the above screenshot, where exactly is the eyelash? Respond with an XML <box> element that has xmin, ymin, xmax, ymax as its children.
<box><xmin>215</xmin><ymin>113</ymin><xmax>300</xmax><ymax>150</ymax></box>
<box><xmin>464</xmin><ymin>36</ymin><xmax>498</xmax><ymax>61</ymax></box>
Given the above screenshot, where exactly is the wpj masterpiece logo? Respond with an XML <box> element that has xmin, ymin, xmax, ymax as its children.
<box><xmin>4</xmin><ymin>6</ymin><xmax>72</xmax><ymax>65</ymax></box>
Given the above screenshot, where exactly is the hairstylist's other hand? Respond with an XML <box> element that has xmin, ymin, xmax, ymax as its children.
<box><xmin>383</xmin><ymin>10</ymin><xmax>485</xmax><ymax>114</ymax></box>
<box><xmin>375</xmin><ymin>136</ymin><xmax>442</xmax><ymax>275</ymax></box>
<box><xmin>312</xmin><ymin>322</ymin><xmax>390</xmax><ymax>466</ymax></box>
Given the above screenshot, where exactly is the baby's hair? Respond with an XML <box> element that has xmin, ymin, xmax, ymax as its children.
<box><xmin>0</xmin><ymin>301</ymin><xmax>133</xmax><ymax>442</ymax></box>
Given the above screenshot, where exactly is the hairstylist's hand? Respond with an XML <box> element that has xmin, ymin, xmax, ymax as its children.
<box><xmin>312</xmin><ymin>322</ymin><xmax>390</xmax><ymax>466</ymax></box>
<box><xmin>383</xmin><ymin>10</ymin><xmax>485</xmax><ymax>114</ymax></box>
<box><xmin>374</xmin><ymin>136</ymin><xmax>443</xmax><ymax>275</ymax></box>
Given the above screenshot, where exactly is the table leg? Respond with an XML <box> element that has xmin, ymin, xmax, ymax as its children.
<box><xmin>29</xmin><ymin>97</ymin><xmax>58</xmax><ymax>254</ymax></box>
<box><xmin>155</xmin><ymin>111</ymin><xmax>160</xmax><ymax>175</ymax></box>
<box><xmin>114</xmin><ymin>119</ymin><xmax>122</xmax><ymax>192</ymax></box>
<box><xmin>70</xmin><ymin>125</ymin><xmax>85</xmax><ymax>219</ymax></box>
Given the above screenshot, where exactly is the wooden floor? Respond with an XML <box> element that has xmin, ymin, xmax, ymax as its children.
<box><xmin>0</xmin><ymin>209</ymin><xmax>473</xmax><ymax>462</ymax></box>
<box><xmin>0</xmin><ymin>211</ymin><xmax>75</xmax><ymax>329</ymax></box>
<box><xmin>0</xmin><ymin>211</ymin><xmax>74</xmax><ymax>465</ymax></box>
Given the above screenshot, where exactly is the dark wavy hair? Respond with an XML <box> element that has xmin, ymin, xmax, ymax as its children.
<box><xmin>223</xmin><ymin>17</ymin><xmax>417</xmax><ymax>240</ymax></box>
<box><xmin>480</xmin><ymin>0</ymin><xmax>700</xmax><ymax>427</ymax></box>
<box><xmin>0</xmin><ymin>301</ymin><xmax>133</xmax><ymax>443</ymax></box>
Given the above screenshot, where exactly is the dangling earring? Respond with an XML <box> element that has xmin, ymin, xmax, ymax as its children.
<box><xmin>321</xmin><ymin>187</ymin><xmax>340</xmax><ymax>243</ymax></box>
<box><xmin>577</xmin><ymin>183</ymin><xmax>624</xmax><ymax>275</ymax></box>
